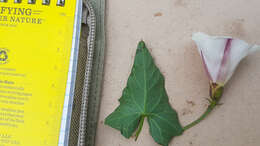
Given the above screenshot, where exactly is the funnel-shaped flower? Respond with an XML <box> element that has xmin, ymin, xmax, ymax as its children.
<box><xmin>183</xmin><ymin>32</ymin><xmax>260</xmax><ymax>131</ymax></box>
<box><xmin>192</xmin><ymin>32</ymin><xmax>260</xmax><ymax>85</ymax></box>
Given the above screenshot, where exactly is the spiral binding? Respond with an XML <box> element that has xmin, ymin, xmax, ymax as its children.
<box><xmin>42</xmin><ymin>0</ymin><xmax>50</xmax><ymax>5</ymax></box>
<box><xmin>56</xmin><ymin>0</ymin><xmax>64</xmax><ymax>6</ymax></box>
<box><xmin>28</xmin><ymin>0</ymin><xmax>35</xmax><ymax>4</ymax></box>
<box><xmin>14</xmin><ymin>0</ymin><xmax>21</xmax><ymax>3</ymax></box>
<box><xmin>0</xmin><ymin>0</ymin><xmax>65</xmax><ymax>6</ymax></box>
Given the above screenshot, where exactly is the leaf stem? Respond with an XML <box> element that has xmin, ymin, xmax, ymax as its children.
<box><xmin>135</xmin><ymin>115</ymin><xmax>145</xmax><ymax>141</ymax></box>
<box><xmin>183</xmin><ymin>100</ymin><xmax>217</xmax><ymax>131</ymax></box>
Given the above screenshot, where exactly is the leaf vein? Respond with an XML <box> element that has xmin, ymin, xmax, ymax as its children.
<box><xmin>151</xmin><ymin>113</ymin><xmax>179</xmax><ymax>131</ymax></box>
<box><xmin>142</xmin><ymin>49</ymin><xmax>148</xmax><ymax>113</ymax></box>
<box><xmin>132</xmin><ymin>68</ymin><xmax>143</xmax><ymax>89</ymax></box>
<box><xmin>150</xmin><ymin>118</ymin><xmax>163</xmax><ymax>142</ymax></box>
<box><xmin>128</xmin><ymin>89</ymin><xmax>143</xmax><ymax>112</ymax></box>
<box><xmin>106</xmin><ymin>112</ymin><xmax>139</xmax><ymax>123</ymax></box>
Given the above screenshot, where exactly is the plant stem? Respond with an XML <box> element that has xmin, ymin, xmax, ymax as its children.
<box><xmin>135</xmin><ymin>115</ymin><xmax>145</xmax><ymax>141</ymax></box>
<box><xmin>183</xmin><ymin>100</ymin><xmax>217</xmax><ymax>131</ymax></box>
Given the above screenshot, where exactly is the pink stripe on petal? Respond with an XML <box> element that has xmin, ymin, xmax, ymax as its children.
<box><xmin>201</xmin><ymin>50</ymin><xmax>213</xmax><ymax>81</ymax></box>
<box><xmin>217</xmin><ymin>38</ymin><xmax>232</xmax><ymax>82</ymax></box>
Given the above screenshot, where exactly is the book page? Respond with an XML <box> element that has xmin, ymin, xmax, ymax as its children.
<box><xmin>0</xmin><ymin>1</ymin><xmax>77</xmax><ymax>145</ymax></box>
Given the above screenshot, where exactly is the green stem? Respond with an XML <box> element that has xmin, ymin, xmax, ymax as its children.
<box><xmin>183</xmin><ymin>100</ymin><xmax>217</xmax><ymax>131</ymax></box>
<box><xmin>135</xmin><ymin>115</ymin><xmax>145</xmax><ymax>141</ymax></box>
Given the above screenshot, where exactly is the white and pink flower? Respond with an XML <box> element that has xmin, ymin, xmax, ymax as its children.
<box><xmin>192</xmin><ymin>32</ymin><xmax>260</xmax><ymax>85</ymax></box>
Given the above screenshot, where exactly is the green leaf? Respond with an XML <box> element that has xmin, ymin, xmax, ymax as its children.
<box><xmin>105</xmin><ymin>41</ymin><xmax>184</xmax><ymax>146</ymax></box>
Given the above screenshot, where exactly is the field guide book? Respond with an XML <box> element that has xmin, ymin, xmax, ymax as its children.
<box><xmin>0</xmin><ymin>0</ymin><xmax>82</xmax><ymax>145</ymax></box>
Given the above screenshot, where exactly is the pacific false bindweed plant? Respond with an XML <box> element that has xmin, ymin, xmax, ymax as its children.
<box><xmin>184</xmin><ymin>32</ymin><xmax>260</xmax><ymax>130</ymax></box>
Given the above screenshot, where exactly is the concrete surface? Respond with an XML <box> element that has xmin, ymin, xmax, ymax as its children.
<box><xmin>96</xmin><ymin>0</ymin><xmax>260</xmax><ymax>146</ymax></box>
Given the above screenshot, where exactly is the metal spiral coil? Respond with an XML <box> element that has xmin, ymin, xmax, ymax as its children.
<box><xmin>0</xmin><ymin>0</ymin><xmax>65</xmax><ymax>6</ymax></box>
<box><xmin>0</xmin><ymin>0</ymin><xmax>7</xmax><ymax>3</ymax></box>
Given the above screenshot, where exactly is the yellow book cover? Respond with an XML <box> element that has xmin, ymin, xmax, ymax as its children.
<box><xmin>0</xmin><ymin>0</ymin><xmax>81</xmax><ymax>145</ymax></box>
